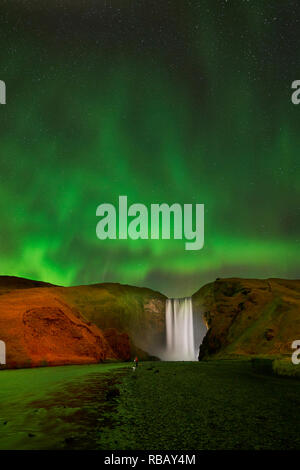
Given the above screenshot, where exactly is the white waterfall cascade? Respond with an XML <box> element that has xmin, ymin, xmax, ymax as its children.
<box><xmin>164</xmin><ymin>297</ymin><xmax>207</xmax><ymax>361</ymax></box>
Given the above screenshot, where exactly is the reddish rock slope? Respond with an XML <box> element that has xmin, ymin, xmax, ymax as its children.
<box><xmin>0</xmin><ymin>287</ymin><xmax>117</xmax><ymax>368</ymax></box>
<box><xmin>0</xmin><ymin>276</ymin><xmax>166</xmax><ymax>368</ymax></box>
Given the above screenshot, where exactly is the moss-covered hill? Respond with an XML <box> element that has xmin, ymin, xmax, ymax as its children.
<box><xmin>53</xmin><ymin>282</ymin><xmax>166</xmax><ymax>355</ymax></box>
<box><xmin>193</xmin><ymin>277</ymin><xmax>300</xmax><ymax>360</ymax></box>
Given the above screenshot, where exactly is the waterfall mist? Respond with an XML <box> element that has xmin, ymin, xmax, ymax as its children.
<box><xmin>162</xmin><ymin>297</ymin><xmax>207</xmax><ymax>361</ymax></box>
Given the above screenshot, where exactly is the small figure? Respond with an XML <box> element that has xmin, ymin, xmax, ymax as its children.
<box><xmin>132</xmin><ymin>356</ymin><xmax>139</xmax><ymax>371</ymax></box>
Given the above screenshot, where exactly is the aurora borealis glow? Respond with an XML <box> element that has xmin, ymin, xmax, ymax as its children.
<box><xmin>1</xmin><ymin>0</ymin><xmax>300</xmax><ymax>297</ymax></box>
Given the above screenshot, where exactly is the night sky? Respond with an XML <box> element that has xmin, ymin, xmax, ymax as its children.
<box><xmin>1</xmin><ymin>0</ymin><xmax>300</xmax><ymax>297</ymax></box>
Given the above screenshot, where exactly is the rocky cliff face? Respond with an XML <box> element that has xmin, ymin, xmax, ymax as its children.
<box><xmin>102</xmin><ymin>328</ymin><xmax>131</xmax><ymax>361</ymax></box>
<box><xmin>0</xmin><ymin>277</ymin><xmax>166</xmax><ymax>368</ymax></box>
<box><xmin>193</xmin><ymin>278</ymin><xmax>300</xmax><ymax>360</ymax></box>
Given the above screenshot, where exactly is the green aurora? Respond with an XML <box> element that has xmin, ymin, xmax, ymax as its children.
<box><xmin>1</xmin><ymin>0</ymin><xmax>300</xmax><ymax>296</ymax></box>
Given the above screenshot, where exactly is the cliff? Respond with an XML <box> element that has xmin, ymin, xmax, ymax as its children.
<box><xmin>56</xmin><ymin>283</ymin><xmax>166</xmax><ymax>355</ymax></box>
<box><xmin>2</xmin><ymin>274</ymin><xmax>298</xmax><ymax>367</ymax></box>
<box><xmin>0</xmin><ymin>287</ymin><xmax>114</xmax><ymax>368</ymax></box>
<box><xmin>193</xmin><ymin>278</ymin><xmax>300</xmax><ymax>360</ymax></box>
<box><xmin>0</xmin><ymin>276</ymin><xmax>166</xmax><ymax>368</ymax></box>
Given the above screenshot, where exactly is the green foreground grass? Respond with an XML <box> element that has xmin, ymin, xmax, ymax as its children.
<box><xmin>0</xmin><ymin>361</ymin><xmax>299</xmax><ymax>450</ymax></box>
<box><xmin>0</xmin><ymin>362</ymin><xmax>129</xmax><ymax>450</ymax></box>
<box><xmin>273</xmin><ymin>358</ymin><xmax>300</xmax><ymax>378</ymax></box>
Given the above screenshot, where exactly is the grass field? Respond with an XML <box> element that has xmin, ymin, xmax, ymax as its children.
<box><xmin>0</xmin><ymin>361</ymin><xmax>299</xmax><ymax>450</ymax></box>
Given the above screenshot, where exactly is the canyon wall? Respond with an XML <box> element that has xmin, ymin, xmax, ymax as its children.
<box><xmin>193</xmin><ymin>278</ymin><xmax>300</xmax><ymax>360</ymax></box>
<box><xmin>0</xmin><ymin>276</ymin><xmax>166</xmax><ymax>368</ymax></box>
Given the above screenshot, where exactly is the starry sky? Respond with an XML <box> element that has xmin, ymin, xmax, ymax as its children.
<box><xmin>1</xmin><ymin>0</ymin><xmax>300</xmax><ymax>297</ymax></box>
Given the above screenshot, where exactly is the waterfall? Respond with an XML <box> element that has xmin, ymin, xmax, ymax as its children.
<box><xmin>164</xmin><ymin>297</ymin><xmax>206</xmax><ymax>361</ymax></box>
